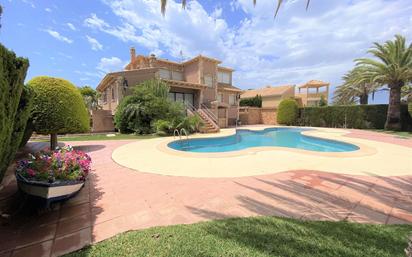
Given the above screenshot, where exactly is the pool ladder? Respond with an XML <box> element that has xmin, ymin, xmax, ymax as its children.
<box><xmin>173</xmin><ymin>128</ymin><xmax>190</xmax><ymax>149</ymax></box>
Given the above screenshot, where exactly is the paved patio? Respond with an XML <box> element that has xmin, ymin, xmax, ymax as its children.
<box><xmin>0</xmin><ymin>129</ymin><xmax>411</xmax><ymax>257</ymax></box>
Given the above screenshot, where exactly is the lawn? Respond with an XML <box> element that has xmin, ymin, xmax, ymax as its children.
<box><xmin>66</xmin><ymin>216</ymin><xmax>411</xmax><ymax>257</ymax></box>
<box><xmin>31</xmin><ymin>133</ymin><xmax>158</xmax><ymax>142</ymax></box>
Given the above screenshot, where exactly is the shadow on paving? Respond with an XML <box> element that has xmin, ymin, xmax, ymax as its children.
<box><xmin>186</xmin><ymin>171</ymin><xmax>412</xmax><ymax>256</ymax></box>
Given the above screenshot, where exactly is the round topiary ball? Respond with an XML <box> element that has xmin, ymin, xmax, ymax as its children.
<box><xmin>277</xmin><ymin>98</ymin><xmax>299</xmax><ymax>125</ymax></box>
<box><xmin>28</xmin><ymin>76</ymin><xmax>90</xmax><ymax>134</ymax></box>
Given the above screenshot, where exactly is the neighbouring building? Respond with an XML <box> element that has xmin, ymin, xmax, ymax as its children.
<box><xmin>94</xmin><ymin>47</ymin><xmax>242</xmax><ymax>132</ymax></box>
<box><xmin>240</xmin><ymin>85</ymin><xmax>296</xmax><ymax>108</ymax></box>
<box><xmin>295</xmin><ymin>80</ymin><xmax>330</xmax><ymax>107</ymax></box>
<box><xmin>240</xmin><ymin>80</ymin><xmax>330</xmax><ymax>108</ymax></box>
<box><xmin>238</xmin><ymin>80</ymin><xmax>330</xmax><ymax>125</ymax></box>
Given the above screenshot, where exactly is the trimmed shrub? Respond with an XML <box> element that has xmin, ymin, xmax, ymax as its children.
<box><xmin>296</xmin><ymin>104</ymin><xmax>412</xmax><ymax>131</ymax></box>
<box><xmin>0</xmin><ymin>44</ymin><xmax>30</xmax><ymax>183</ymax></box>
<box><xmin>240</xmin><ymin>95</ymin><xmax>262</xmax><ymax>107</ymax></box>
<box><xmin>28</xmin><ymin>76</ymin><xmax>90</xmax><ymax>148</ymax></box>
<box><xmin>154</xmin><ymin>115</ymin><xmax>204</xmax><ymax>136</ymax></box>
<box><xmin>277</xmin><ymin>98</ymin><xmax>299</xmax><ymax>125</ymax></box>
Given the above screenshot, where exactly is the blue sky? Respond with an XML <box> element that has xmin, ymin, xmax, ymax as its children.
<box><xmin>2</xmin><ymin>0</ymin><xmax>412</xmax><ymax>103</ymax></box>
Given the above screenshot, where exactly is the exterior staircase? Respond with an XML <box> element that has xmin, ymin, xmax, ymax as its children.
<box><xmin>186</xmin><ymin>103</ymin><xmax>219</xmax><ymax>133</ymax></box>
<box><xmin>197</xmin><ymin>109</ymin><xmax>220</xmax><ymax>133</ymax></box>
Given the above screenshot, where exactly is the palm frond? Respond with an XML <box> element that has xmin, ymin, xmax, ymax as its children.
<box><xmin>274</xmin><ymin>0</ymin><xmax>283</xmax><ymax>18</ymax></box>
<box><xmin>161</xmin><ymin>0</ymin><xmax>167</xmax><ymax>16</ymax></box>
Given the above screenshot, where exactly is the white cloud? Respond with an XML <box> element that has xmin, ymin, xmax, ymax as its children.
<box><xmin>86</xmin><ymin>35</ymin><xmax>103</xmax><ymax>51</ymax></box>
<box><xmin>44</xmin><ymin>29</ymin><xmax>73</xmax><ymax>44</ymax></box>
<box><xmin>58</xmin><ymin>52</ymin><xmax>73</xmax><ymax>59</ymax></box>
<box><xmin>45</xmin><ymin>8</ymin><xmax>52</xmax><ymax>12</ymax></box>
<box><xmin>67</xmin><ymin>23</ymin><xmax>76</xmax><ymax>31</ymax></box>
<box><xmin>91</xmin><ymin>0</ymin><xmax>412</xmax><ymax>102</ymax></box>
<box><xmin>97</xmin><ymin>57</ymin><xmax>125</xmax><ymax>73</ymax></box>
<box><xmin>22</xmin><ymin>0</ymin><xmax>35</xmax><ymax>8</ymax></box>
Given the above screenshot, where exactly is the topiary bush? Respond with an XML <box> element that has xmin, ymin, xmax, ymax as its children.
<box><xmin>296</xmin><ymin>104</ymin><xmax>412</xmax><ymax>131</ymax></box>
<box><xmin>0</xmin><ymin>44</ymin><xmax>31</xmax><ymax>183</ymax></box>
<box><xmin>277</xmin><ymin>98</ymin><xmax>299</xmax><ymax>125</ymax></box>
<box><xmin>28</xmin><ymin>76</ymin><xmax>90</xmax><ymax>149</ymax></box>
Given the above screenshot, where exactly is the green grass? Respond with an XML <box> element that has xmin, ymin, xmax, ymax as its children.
<box><xmin>368</xmin><ymin>129</ymin><xmax>412</xmax><ymax>138</ymax></box>
<box><xmin>31</xmin><ymin>133</ymin><xmax>158</xmax><ymax>142</ymax></box>
<box><xmin>66</xmin><ymin>216</ymin><xmax>411</xmax><ymax>257</ymax></box>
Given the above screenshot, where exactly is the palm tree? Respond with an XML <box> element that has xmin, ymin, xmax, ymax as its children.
<box><xmin>333</xmin><ymin>66</ymin><xmax>382</xmax><ymax>105</ymax></box>
<box><xmin>160</xmin><ymin>0</ymin><xmax>310</xmax><ymax>17</ymax></box>
<box><xmin>356</xmin><ymin>35</ymin><xmax>412</xmax><ymax>130</ymax></box>
<box><xmin>78</xmin><ymin>86</ymin><xmax>101</xmax><ymax>112</ymax></box>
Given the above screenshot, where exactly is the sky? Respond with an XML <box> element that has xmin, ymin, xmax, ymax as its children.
<box><xmin>1</xmin><ymin>0</ymin><xmax>412</xmax><ymax>103</ymax></box>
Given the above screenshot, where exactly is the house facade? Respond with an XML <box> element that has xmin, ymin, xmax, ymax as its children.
<box><xmin>95</xmin><ymin>48</ymin><xmax>242</xmax><ymax>132</ymax></box>
<box><xmin>241</xmin><ymin>85</ymin><xmax>296</xmax><ymax>108</ymax></box>
<box><xmin>240</xmin><ymin>80</ymin><xmax>330</xmax><ymax>108</ymax></box>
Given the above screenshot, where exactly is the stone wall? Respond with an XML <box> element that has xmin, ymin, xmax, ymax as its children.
<box><xmin>261</xmin><ymin>108</ymin><xmax>277</xmax><ymax>125</ymax></box>
<box><xmin>92</xmin><ymin>110</ymin><xmax>115</xmax><ymax>132</ymax></box>
<box><xmin>239</xmin><ymin>107</ymin><xmax>277</xmax><ymax>125</ymax></box>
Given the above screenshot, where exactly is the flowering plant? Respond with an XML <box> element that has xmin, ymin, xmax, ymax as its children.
<box><xmin>16</xmin><ymin>146</ymin><xmax>91</xmax><ymax>183</ymax></box>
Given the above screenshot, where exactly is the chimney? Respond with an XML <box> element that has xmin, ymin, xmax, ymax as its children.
<box><xmin>130</xmin><ymin>47</ymin><xmax>136</xmax><ymax>62</ymax></box>
<box><xmin>149</xmin><ymin>53</ymin><xmax>156</xmax><ymax>68</ymax></box>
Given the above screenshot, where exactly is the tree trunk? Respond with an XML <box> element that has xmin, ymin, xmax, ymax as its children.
<box><xmin>359</xmin><ymin>94</ymin><xmax>368</xmax><ymax>105</ymax></box>
<box><xmin>385</xmin><ymin>85</ymin><xmax>402</xmax><ymax>131</ymax></box>
<box><xmin>50</xmin><ymin>133</ymin><xmax>58</xmax><ymax>150</ymax></box>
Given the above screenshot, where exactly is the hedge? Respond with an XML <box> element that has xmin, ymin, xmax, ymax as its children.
<box><xmin>28</xmin><ymin>76</ymin><xmax>90</xmax><ymax>134</ymax></box>
<box><xmin>240</xmin><ymin>95</ymin><xmax>262</xmax><ymax>107</ymax></box>
<box><xmin>0</xmin><ymin>44</ymin><xmax>31</xmax><ymax>183</ymax></box>
<box><xmin>277</xmin><ymin>98</ymin><xmax>299</xmax><ymax>125</ymax></box>
<box><xmin>296</xmin><ymin>104</ymin><xmax>412</xmax><ymax>131</ymax></box>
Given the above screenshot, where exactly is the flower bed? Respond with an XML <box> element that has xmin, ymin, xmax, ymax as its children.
<box><xmin>15</xmin><ymin>146</ymin><xmax>91</xmax><ymax>204</ymax></box>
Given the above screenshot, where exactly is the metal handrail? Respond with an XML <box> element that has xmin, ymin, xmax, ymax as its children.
<box><xmin>200</xmin><ymin>103</ymin><xmax>218</xmax><ymax>124</ymax></box>
<box><xmin>173</xmin><ymin>129</ymin><xmax>180</xmax><ymax>139</ymax></box>
<box><xmin>180</xmin><ymin>128</ymin><xmax>189</xmax><ymax>141</ymax></box>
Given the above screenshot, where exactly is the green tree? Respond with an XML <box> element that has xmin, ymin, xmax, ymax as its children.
<box><xmin>333</xmin><ymin>66</ymin><xmax>382</xmax><ymax>105</ymax></box>
<box><xmin>114</xmin><ymin>79</ymin><xmax>185</xmax><ymax>134</ymax></box>
<box><xmin>0</xmin><ymin>44</ymin><xmax>31</xmax><ymax>183</ymax></box>
<box><xmin>318</xmin><ymin>95</ymin><xmax>327</xmax><ymax>106</ymax></box>
<box><xmin>277</xmin><ymin>98</ymin><xmax>298</xmax><ymax>125</ymax></box>
<box><xmin>160</xmin><ymin>0</ymin><xmax>310</xmax><ymax>18</ymax></box>
<box><xmin>356</xmin><ymin>35</ymin><xmax>412</xmax><ymax>130</ymax></box>
<box><xmin>28</xmin><ymin>76</ymin><xmax>90</xmax><ymax>149</ymax></box>
<box><xmin>78</xmin><ymin>85</ymin><xmax>101</xmax><ymax>111</ymax></box>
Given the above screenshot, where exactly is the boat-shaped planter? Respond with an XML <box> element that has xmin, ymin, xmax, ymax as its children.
<box><xmin>16</xmin><ymin>173</ymin><xmax>85</xmax><ymax>205</ymax></box>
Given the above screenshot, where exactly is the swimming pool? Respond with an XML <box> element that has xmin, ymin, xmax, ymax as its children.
<box><xmin>168</xmin><ymin>128</ymin><xmax>359</xmax><ymax>153</ymax></box>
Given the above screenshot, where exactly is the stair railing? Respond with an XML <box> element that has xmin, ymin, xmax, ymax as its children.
<box><xmin>200</xmin><ymin>103</ymin><xmax>218</xmax><ymax>125</ymax></box>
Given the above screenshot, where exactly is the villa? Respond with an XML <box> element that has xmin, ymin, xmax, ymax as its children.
<box><xmin>94</xmin><ymin>48</ymin><xmax>242</xmax><ymax>132</ymax></box>
<box><xmin>240</xmin><ymin>80</ymin><xmax>330</xmax><ymax>108</ymax></box>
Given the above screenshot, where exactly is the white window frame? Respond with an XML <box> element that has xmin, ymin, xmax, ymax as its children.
<box><xmin>218</xmin><ymin>71</ymin><xmax>230</xmax><ymax>84</ymax></box>
<box><xmin>229</xmin><ymin>94</ymin><xmax>236</xmax><ymax>105</ymax></box>
<box><xmin>159</xmin><ymin>68</ymin><xmax>171</xmax><ymax>79</ymax></box>
<box><xmin>204</xmin><ymin>75</ymin><xmax>213</xmax><ymax>87</ymax></box>
<box><xmin>172</xmin><ymin>71</ymin><xmax>183</xmax><ymax>81</ymax></box>
<box><xmin>218</xmin><ymin>93</ymin><xmax>223</xmax><ymax>103</ymax></box>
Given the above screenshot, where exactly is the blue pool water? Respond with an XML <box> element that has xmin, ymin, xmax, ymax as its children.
<box><xmin>168</xmin><ymin>128</ymin><xmax>359</xmax><ymax>153</ymax></box>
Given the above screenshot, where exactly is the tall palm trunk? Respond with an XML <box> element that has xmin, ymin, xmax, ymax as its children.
<box><xmin>385</xmin><ymin>84</ymin><xmax>402</xmax><ymax>130</ymax></box>
<box><xmin>359</xmin><ymin>94</ymin><xmax>368</xmax><ymax>105</ymax></box>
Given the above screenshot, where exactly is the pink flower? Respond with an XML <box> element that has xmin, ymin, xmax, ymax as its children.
<box><xmin>27</xmin><ymin>168</ymin><xmax>36</xmax><ymax>177</ymax></box>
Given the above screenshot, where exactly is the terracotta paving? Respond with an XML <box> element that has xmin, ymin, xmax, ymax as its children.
<box><xmin>0</xmin><ymin>130</ymin><xmax>411</xmax><ymax>257</ymax></box>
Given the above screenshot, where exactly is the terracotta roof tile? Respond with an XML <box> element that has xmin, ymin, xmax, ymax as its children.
<box><xmin>241</xmin><ymin>85</ymin><xmax>295</xmax><ymax>98</ymax></box>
